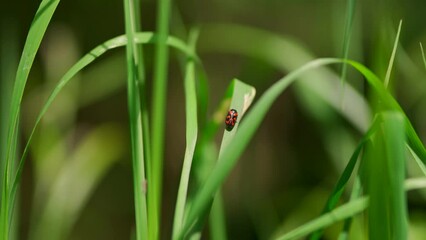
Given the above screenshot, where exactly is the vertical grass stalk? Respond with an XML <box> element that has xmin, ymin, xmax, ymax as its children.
<box><xmin>151</xmin><ymin>0</ymin><xmax>171</xmax><ymax>238</ymax></box>
<box><xmin>124</xmin><ymin>0</ymin><xmax>149</xmax><ymax>239</ymax></box>
<box><xmin>172</xmin><ymin>28</ymin><xmax>199</xmax><ymax>240</ymax></box>
<box><xmin>0</xmin><ymin>0</ymin><xmax>61</xmax><ymax>238</ymax></box>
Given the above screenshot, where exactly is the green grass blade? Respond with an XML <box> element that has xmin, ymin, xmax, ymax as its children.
<box><xmin>420</xmin><ymin>42</ymin><xmax>426</xmax><ymax>70</ymax></box>
<box><xmin>180</xmin><ymin>58</ymin><xmax>426</xmax><ymax>238</ymax></box>
<box><xmin>405</xmin><ymin>177</ymin><xmax>426</xmax><ymax>191</ymax></box>
<box><xmin>309</xmin><ymin>118</ymin><xmax>378</xmax><ymax>240</ymax></box>
<box><xmin>337</xmin><ymin>176</ymin><xmax>362</xmax><ymax>240</ymax></box>
<box><xmin>172</xmin><ymin>28</ymin><xmax>199</xmax><ymax>240</ymax></box>
<box><xmin>1</xmin><ymin>0</ymin><xmax>61</xmax><ymax>237</ymax></box>
<box><xmin>7</xmin><ymin>32</ymin><xmax>194</xmax><ymax>224</ymax></box>
<box><xmin>408</xmin><ymin>146</ymin><xmax>426</xmax><ymax>176</ymax></box>
<box><xmin>199</xmin><ymin>24</ymin><xmax>371</xmax><ymax>132</ymax></box>
<box><xmin>179</xmin><ymin>59</ymin><xmax>342</xmax><ymax>238</ymax></box>
<box><xmin>150</xmin><ymin>0</ymin><xmax>172</xmax><ymax>236</ymax></box>
<box><xmin>339</xmin><ymin>0</ymin><xmax>356</xmax><ymax>91</ymax></box>
<box><xmin>384</xmin><ymin>20</ymin><xmax>402</xmax><ymax>88</ymax></box>
<box><xmin>124</xmin><ymin>0</ymin><xmax>152</xmax><ymax>240</ymax></box>
<box><xmin>275</xmin><ymin>176</ymin><xmax>426</xmax><ymax>240</ymax></box>
<box><xmin>365</xmin><ymin>112</ymin><xmax>407</xmax><ymax>239</ymax></box>
<box><xmin>276</xmin><ymin>197</ymin><xmax>369</xmax><ymax>240</ymax></box>
<box><xmin>131</xmin><ymin>1</ymin><xmax>152</xmax><ymax>225</ymax></box>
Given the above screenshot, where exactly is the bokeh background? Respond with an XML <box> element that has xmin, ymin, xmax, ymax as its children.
<box><xmin>1</xmin><ymin>0</ymin><xmax>426</xmax><ymax>239</ymax></box>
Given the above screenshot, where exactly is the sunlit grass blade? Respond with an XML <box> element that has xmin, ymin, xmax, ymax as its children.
<box><xmin>183</xmin><ymin>79</ymin><xmax>255</xmax><ymax>239</ymax></box>
<box><xmin>150</xmin><ymin>0</ymin><xmax>172</xmax><ymax>236</ymax></box>
<box><xmin>7</xmin><ymin>32</ymin><xmax>194</xmax><ymax>225</ymax></box>
<box><xmin>1</xmin><ymin>0</ymin><xmax>61</xmax><ymax>237</ymax></box>
<box><xmin>364</xmin><ymin>112</ymin><xmax>407</xmax><ymax>239</ymax></box>
<box><xmin>172</xmin><ymin>28</ymin><xmax>199</xmax><ymax>240</ymax></box>
<box><xmin>384</xmin><ymin>20</ymin><xmax>402</xmax><ymax>88</ymax></box>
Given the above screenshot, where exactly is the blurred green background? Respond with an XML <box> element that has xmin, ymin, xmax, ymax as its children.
<box><xmin>1</xmin><ymin>0</ymin><xmax>426</xmax><ymax>239</ymax></box>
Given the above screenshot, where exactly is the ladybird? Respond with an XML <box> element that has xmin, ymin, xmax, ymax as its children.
<box><xmin>225</xmin><ymin>109</ymin><xmax>238</xmax><ymax>131</ymax></box>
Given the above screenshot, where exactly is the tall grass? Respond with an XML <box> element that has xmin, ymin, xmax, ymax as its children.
<box><xmin>2</xmin><ymin>1</ymin><xmax>426</xmax><ymax>239</ymax></box>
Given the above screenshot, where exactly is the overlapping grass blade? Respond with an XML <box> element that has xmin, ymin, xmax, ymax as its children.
<box><xmin>179</xmin><ymin>58</ymin><xmax>426</xmax><ymax>238</ymax></box>
<box><xmin>365</xmin><ymin>112</ymin><xmax>407</xmax><ymax>239</ymax></box>
<box><xmin>183</xmin><ymin>79</ymin><xmax>256</xmax><ymax>239</ymax></box>
<box><xmin>309</xmin><ymin>118</ymin><xmax>378</xmax><ymax>240</ymax></box>
<box><xmin>198</xmin><ymin>24</ymin><xmax>371</xmax><ymax>133</ymax></box>
<box><xmin>123</xmin><ymin>0</ymin><xmax>150</xmax><ymax>238</ymax></box>
<box><xmin>172</xmin><ymin>28</ymin><xmax>200</xmax><ymax>240</ymax></box>
<box><xmin>275</xmin><ymin>176</ymin><xmax>425</xmax><ymax>240</ymax></box>
<box><xmin>276</xmin><ymin>197</ymin><xmax>369</xmax><ymax>240</ymax></box>
<box><xmin>1</xmin><ymin>0</ymin><xmax>61</xmax><ymax>237</ymax></box>
<box><xmin>150</xmin><ymin>0</ymin><xmax>172</xmax><ymax>236</ymax></box>
<box><xmin>384</xmin><ymin>20</ymin><xmax>402</xmax><ymax>88</ymax></box>
<box><xmin>7</xmin><ymin>32</ymin><xmax>194</xmax><ymax>233</ymax></box>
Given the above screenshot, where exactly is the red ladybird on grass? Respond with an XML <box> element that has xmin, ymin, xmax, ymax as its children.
<box><xmin>225</xmin><ymin>109</ymin><xmax>238</xmax><ymax>131</ymax></box>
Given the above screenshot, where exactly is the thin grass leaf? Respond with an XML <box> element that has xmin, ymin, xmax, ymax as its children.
<box><xmin>275</xmin><ymin>176</ymin><xmax>426</xmax><ymax>240</ymax></box>
<box><xmin>384</xmin><ymin>20</ymin><xmax>402</xmax><ymax>88</ymax></box>
<box><xmin>7</xmin><ymin>32</ymin><xmax>194</xmax><ymax>230</ymax></box>
<box><xmin>365</xmin><ymin>112</ymin><xmax>407</xmax><ymax>239</ymax></box>
<box><xmin>150</xmin><ymin>0</ymin><xmax>172</xmax><ymax>236</ymax></box>
<box><xmin>405</xmin><ymin>177</ymin><xmax>426</xmax><ymax>191</ymax></box>
<box><xmin>124</xmin><ymin>0</ymin><xmax>149</xmax><ymax>239</ymax></box>
<box><xmin>276</xmin><ymin>197</ymin><xmax>369</xmax><ymax>240</ymax></box>
<box><xmin>179</xmin><ymin>58</ymin><xmax>426</xmax><ymax>238</ymax></box>
<box><xmin>420</xmin><ymin>42</ymin><xmax>426</xmax><ymax>70</ymax></box>
<box><xmin>1</xmin><ymin>0</ymin><xmax>61</xmax><ymax>237</ymax></box>
<box><xmin>172</xmin><ymin>28</ymin><xmax>200</xmax><ymax>240</ymax></box>
<box><xmin>408</xmin><ymin>146</ymin><xmax>426</xmax><ymax>177</ymax></box>
<box><xmin>337</xmin><ymin>176</ymin><xmax>362</xmax><ymax>240</ymax></box>
<box><xmin>339</xmin><ymin>0</ymin><xmax>356</xmax><ymax>100</ymax></box>
<box><xmin>309</xmin><ymin>118</ymin><xmax>378</xmax><ymax>240</ymax></box>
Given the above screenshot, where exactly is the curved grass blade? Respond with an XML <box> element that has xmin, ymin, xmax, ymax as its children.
<box><xmin>1</xmin><ymin>0</ymin><xmax>61</xmax><ymax>237</ymax></box>
<box><xmin>172</xmin><ymin>28</ymin><xmax>200</xmax><ymax>240</ymax></box>
<box><xmin>198</xmin><ymin>24</ymin><xmax>371</xmax><ymax>132</ymax></box>
<box><xmin>209</xmin><ymin>79</ymin><xmax>255</xmax><ymax>240</ymax></box>
<box><xmin>309</xmin><ymin>117</ymin><xmax>378</xmax><ymax>240</ymax></box>
<box><xmin>384</xmin><ymin>20</ymin><xmax>402</xmax><ymax>88</ymax></box>
<box><xmin>179</xmin><ymin>58</ymin><xmax>426</xmax><ymax>238</ymax></box>
<box><xmin>183</xmin><ymin>78</ymin><xmax>256</xmax><ymax>239</ymax></box>
<box><xmin>275</xmin><ymin>176</ymin><xmax>426</xmax><ymax>240</ymax></box>
<box><xmin>277</xmin><ymin>197</ymin><xmax>369</xmax><ymax>240</ymax></box>
<box><xmin>8</xmin><ymin>32</ymin><xmax>194</xmax><ymax>223</ymax></box>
